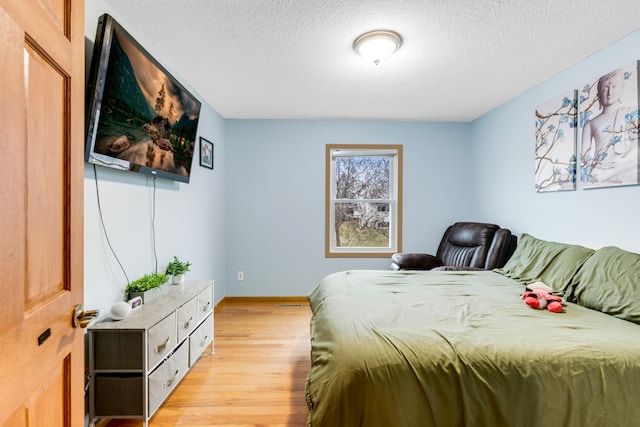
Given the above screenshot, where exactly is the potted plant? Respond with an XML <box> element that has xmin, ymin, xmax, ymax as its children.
<box><xmin>124</xmin><ymin>272</ymin><xmax>168</xmax><ymax>303</ymax></box>
<box><xmin>165</xmin><ymin>256</ymin><xmax>192</xmax><ymax>285</ymax></box>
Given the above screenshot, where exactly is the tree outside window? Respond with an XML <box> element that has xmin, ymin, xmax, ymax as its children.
<box><xmin>325</xmin><ymin>144</ymin><xmax>402</xmax><ymax>257</ymax></box>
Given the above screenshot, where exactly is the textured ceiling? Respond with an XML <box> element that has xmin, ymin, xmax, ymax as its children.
<box><xmin>97</xmin><ymin>0</ymin><xmax>640</xmax><ymax>122</ymax></box>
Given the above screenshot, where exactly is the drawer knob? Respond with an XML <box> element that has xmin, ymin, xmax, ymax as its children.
<box><xmin>164</xmin><ymin>369</ymin><xmax>180</xmax><ymax>389</ymax></box>
<box><xmin>154</xmin><ymin>337</ymin><xmax>170</xmax><ymax>354</ymax></box>
<box><xmin>182</xmin><ymin>316</ymin><xmax>193</xmax><ymax>329</ymax></box>
<box><xmin>200</xmin><ymin>335</ymin><xmax>208</xmax><ymax>348</ymax></box>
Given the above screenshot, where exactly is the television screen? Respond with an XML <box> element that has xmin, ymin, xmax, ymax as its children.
<box><xmin>85</xmin><ymin>14</ymin><xmax>201</xmax><ymax>183</ymax></box>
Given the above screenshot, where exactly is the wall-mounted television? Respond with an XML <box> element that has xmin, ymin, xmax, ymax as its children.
<box><xmin>85</xmin><ymin>14</ymin><xmax>201</xmax><ymax>183</ymax></box>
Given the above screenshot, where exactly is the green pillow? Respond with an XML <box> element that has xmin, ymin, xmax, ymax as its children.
<box><xmin>570</xmin><ymin>246</ymin><xmax>640</xmax><ymax>323</ymax></box>
<box><xmin>494</xmin><ymin>233</ymin><xmax>594</xmax><ymax>293</ymax></box>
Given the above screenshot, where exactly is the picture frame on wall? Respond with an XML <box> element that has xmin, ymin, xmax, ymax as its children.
<box><xmin>200</xmin><ymin>137</ymin><xmax>214</xmax><ymax>169</ymax></box>
<box><xmin>534</xmin><ymin>90</ymin><xmax>578</xmax><ymax>192</ymax></box>
<box><xmin>578</xmin><ymin>60</ymin><xmax>640</xmax><ymax>189</ymax></box>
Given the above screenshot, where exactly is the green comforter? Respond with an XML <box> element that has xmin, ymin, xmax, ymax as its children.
<box><xmin>306</xmin><ymin>270</ymin><xmax>640</xmax><ymax>426</ymax></box>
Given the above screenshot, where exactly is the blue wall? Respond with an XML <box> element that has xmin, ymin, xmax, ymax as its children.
<box><xmin>84</xmin><ymin>3</ymin><xmax>640</xmax><ymax>305</ymax></box>
<box><xmin>225</xmin><ymin>120</ymin><xmax>473</xmax><ymax>296</ymax></box>
<box><xmin>470</xmin><ymin>29</ymin><xmax>640</xmax><ymax>253</ymax></box>
<box><xmin>224</xmin><ymin>28</ymin><xmax>640</xmax><ymax>296</ymax></box>
<box><xmin>84</xmin><ymin>2</ymin><xmax>227</xmax><ymax>317</ymax></box>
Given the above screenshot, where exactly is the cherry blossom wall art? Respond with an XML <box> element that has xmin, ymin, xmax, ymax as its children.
<box><xmin>535</xmin><ymin>90</ymin><xmax>578</xmax><ymax>192</ymax></box>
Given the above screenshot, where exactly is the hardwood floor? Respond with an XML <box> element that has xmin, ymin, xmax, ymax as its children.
<box><xmin>106</xmin><ymin>299</ymin><xmax>312</xmax><ymax>427</ymax></box>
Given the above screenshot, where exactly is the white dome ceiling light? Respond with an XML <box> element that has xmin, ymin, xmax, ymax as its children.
<box><xmin>353</xmin><ymin>30</ymin><xmax>403</xmax><ymax>65</ymax></box>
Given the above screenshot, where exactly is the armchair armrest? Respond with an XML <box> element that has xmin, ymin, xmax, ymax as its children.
<box><xmin>390</xmin><ymin>253</ymin><xmax>444</xmax><ymax>270</ymax></box>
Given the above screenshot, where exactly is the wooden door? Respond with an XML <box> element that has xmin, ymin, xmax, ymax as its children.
<box><xmin>0</xmin><ymin>0</ymin><xmax>85</xmax><ymax>425</ymax></box>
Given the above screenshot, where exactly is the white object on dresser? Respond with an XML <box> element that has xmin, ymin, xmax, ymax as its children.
<box><xmin>88</xmin><ymin>280</ymin><xmax>214</xmax><ymax>427</ymax></box>
<box><xmin>110</xmin><ymin>301</ymin><xmax>132</xmax><ymax>320</ymax></box>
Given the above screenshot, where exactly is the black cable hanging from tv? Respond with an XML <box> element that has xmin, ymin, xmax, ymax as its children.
<box><xmin>93</xmin><ymin>165</ymin><xmax>130</xmax><ymax>286</ymax></box>
<box><xmin>151</xmin><ymin>177</ymin><xmax>158</xmax><ymax>274</ymax></box>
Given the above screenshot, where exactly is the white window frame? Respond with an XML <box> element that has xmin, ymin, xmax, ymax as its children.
<box><xmin>325</xmin><ymin>144</ymin><xmax>403</xmax><ymax>258</ymax></box>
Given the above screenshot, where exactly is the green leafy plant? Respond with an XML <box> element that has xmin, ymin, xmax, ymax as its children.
<box><xmin>165</xmin><ymin>256</ymin><xmax>192</xmax><ymax>276</ymax></box>
<box><xmin>124</xmin><ymin>272</ymin><xmax>168</xmax><ymax>295</ymax></box>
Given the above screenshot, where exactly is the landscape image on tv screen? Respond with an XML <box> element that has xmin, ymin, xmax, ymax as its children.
<box><xmin>86</xmin><ymin>15</ymin><xmax>201</xmax><ymax>182</ymax></box>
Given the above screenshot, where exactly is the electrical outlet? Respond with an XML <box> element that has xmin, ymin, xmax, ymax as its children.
<box><xmin>237</xmin><ymin>271</ymin><xmax>244</xmax><ymax>281</ymax></box>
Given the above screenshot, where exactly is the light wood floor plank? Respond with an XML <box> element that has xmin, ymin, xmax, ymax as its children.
<box><xmin>106</xmin><ymin>299</ymin><xmax>311</xmax><ymax>426</ymax></box>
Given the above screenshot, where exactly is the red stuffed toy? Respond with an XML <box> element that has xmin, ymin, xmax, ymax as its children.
<box><xmin>521</xmin><ymin>289</ymin><xmax>563</xmax><ymax>313</ymax></box>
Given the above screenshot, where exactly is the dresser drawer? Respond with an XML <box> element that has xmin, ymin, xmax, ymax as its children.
<box><xmin>177</xmin><ymin>296</ymin><xmax>198</xmax><ymax>342</ymax></box>
<box><xmin>93</xmin><ymin>330</ymin><xmax>143</xmax><ymax>370</ymax></box>
<box><xmin>148</xmin><ymin>341</ymin><xmax>189</xmax><ymax>416</ymax></box>
<box><xmin>94</xmin><ymin>374</ymin><xmax>143</xmax><ymax>417</ymax></box>
<box><xmin>197</xmin><ymin>285</ymin><xmax>213</xmax><ymax>321</ymax></box>
<box><xmin>147</xmin><ymin>312</ymin><xmax>176</xmax><ymax>369</ymax></box>
<box><xmin>189</xmin><ymin>314</ymin><xmax>213</xmax><ymax>367</ymax></box>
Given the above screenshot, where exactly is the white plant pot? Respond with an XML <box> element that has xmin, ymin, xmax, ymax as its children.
<box><xmin>172</xmin><ymin>274</ymin><xmax>185</xmax><ymax>285</ymax></box>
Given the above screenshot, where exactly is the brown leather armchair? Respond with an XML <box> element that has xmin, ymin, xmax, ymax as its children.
<box><xmin>391</xmin><ymin>222</ymin><xmax>517</xmax><ymax>271</ymax></box>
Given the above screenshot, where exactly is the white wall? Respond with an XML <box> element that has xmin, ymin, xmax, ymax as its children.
<box><xmin>470</xmin><ymin>29</ymin><xmax>640</xmax><ymax>253</ymax></box>
<box><xmin>84</xmin><ymin>3</ymin><xmax>227</xmax><ymax>318</ymax></box>
<box><xmin>225</xmin><ymin>120</ymin><xmax>473</xmax><ymax>296</ymax></box>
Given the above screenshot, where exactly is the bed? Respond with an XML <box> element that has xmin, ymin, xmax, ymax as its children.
<box><xmin>305</xmin><ymin>234</ymin><xmax>640</xmax><ymax>426</ymax></box>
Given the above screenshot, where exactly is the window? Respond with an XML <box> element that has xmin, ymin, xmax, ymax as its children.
<box><xmin>325</xmin><ymin>144</ymin><xmax>403</xmax><ymax>257</ymax></box>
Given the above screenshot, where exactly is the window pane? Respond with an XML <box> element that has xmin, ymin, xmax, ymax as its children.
<box><xmin>326</xmin><ymin>144</ymin><xmax>402</xmax><ymax>258</ymax></box>
<box><xmin>334</xmin><ymin>157</ymin><xmax>390</xmax><ymax>199</ymax></box>
<box><xmin>334</xmin><ymin>202</ymin><xmax>390</xmax><ymax>248</ymax></box>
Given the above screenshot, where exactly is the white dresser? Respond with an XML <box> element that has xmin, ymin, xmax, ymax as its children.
<box><xmin>88</xmin><ymin>280</ymin><xmax>214</xmax><ymax>427</ymax></box>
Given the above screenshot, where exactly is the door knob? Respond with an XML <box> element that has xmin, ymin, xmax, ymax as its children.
<box><xmin>73</xmin><ymin>304</ymin><xmax>99</xmax><ymax>328</ymax></box>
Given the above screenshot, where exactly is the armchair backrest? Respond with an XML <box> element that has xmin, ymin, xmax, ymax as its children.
<box><xmin>436</xmin><ymin>222</ymin><xmax>517</xmax><ymax>269</ymax></box>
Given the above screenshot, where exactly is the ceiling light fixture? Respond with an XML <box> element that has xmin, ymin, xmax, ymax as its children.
<box><xmin>353</xmin><ymin>30</ymin><xmax>403</xmax><ymax>65</ymax></box>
